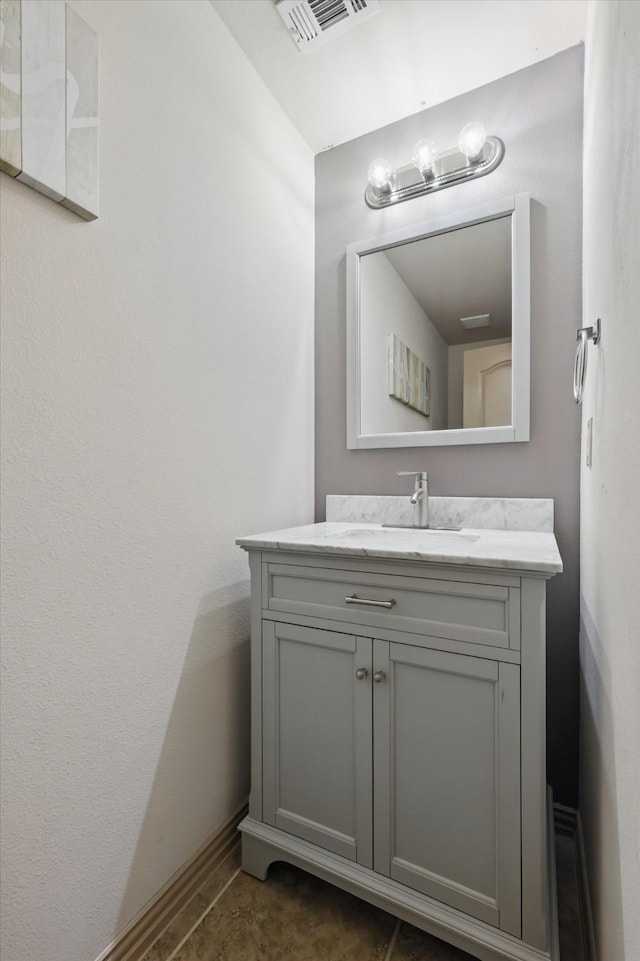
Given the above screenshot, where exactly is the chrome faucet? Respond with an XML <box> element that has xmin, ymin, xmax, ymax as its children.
<box><xmin>398</xmin><ymin>471</ymin><xmax>429</xmax><ymax>528</ymax></box>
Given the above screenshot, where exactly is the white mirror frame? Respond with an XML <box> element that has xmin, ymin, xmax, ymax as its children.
<box><xmin>346</xmin><ymin>193</ymin><xmax>530</xmax><ymax>449</ymax></box>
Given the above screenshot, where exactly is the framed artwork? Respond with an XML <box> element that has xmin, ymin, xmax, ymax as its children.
<box><xmin>0</xmin><ymin>0</ymin><xmax>99</xmax><ymax>220</ymax></box>
<box><xmin>388</xmin><ymin>332</ymin><xmax>431</xmax><ymax>417</ymax></box>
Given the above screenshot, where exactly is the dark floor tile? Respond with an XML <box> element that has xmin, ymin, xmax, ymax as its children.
<box><xmin>146</xmin><ymin>832</ymin><xmax>586</xmax><ymax>961</ymax></box>
<box><xmin>390</xmin><ymin>923</ymin><xmax>478</xmax><ymax>961</ymax></box>
<box><xmin>173</xmin><ymin>861</ymin><xmax>397</xmax><ymax>961</ymax></box>
<box><xmin>141</xmin><ymin>846</ymin><xmax>241</xmax><ymax>961</ymax></box>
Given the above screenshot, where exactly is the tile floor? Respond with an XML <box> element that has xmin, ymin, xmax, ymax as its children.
<box><xmin>142</xmin><ymin>834</ymin><xmax>587</xmax><ymax>961</ymax></box>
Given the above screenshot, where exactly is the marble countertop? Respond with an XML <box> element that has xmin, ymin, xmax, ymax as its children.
<box><xmin>236</xmin><ymin>522</ymin><xmax>563</xmax><ymax>574</ymax></box>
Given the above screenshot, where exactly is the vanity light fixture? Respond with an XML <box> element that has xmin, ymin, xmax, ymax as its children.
<box><xmin>365</xmin><ymin>122</ymin><xmax>504</xmax><ymax>209</ymax></box>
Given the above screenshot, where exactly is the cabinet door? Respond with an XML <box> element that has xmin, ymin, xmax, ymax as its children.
<box><xmin>263</xmin><ymin>622</ymin><xmax>373</xmax><ymax>867</ymax></box>
<box><xmin>373</xmin><ymin>640</ymin><xmax>521</xmax><ymax>937</ymax></box>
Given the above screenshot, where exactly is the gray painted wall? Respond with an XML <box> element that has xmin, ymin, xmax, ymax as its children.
<box><xmin>315</xmin><ymin>47</ymin><xmax>583</xmax><ymax>805</ymax></box>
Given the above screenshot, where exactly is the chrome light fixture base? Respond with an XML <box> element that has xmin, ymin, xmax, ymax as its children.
<box><xmin>365</xmin><ymin>136</ymin><xmax>505</xmax><ymax>209</ymax></box>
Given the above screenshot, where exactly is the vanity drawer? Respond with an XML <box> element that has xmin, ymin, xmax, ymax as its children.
<box><xmin>264</xmin><ymin>563</ymin><xmax>520</xmax><ymax>650</ymax></box>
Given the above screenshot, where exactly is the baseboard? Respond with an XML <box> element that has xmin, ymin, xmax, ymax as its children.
<box><xmin>552</xmin><ymin>803</ymin><xmax>597</xmax><ymax>961</ymax></box>
<box><xmin>94</xmin><ymin>800</ymin><xmax>248</xmax><ymax>961</ymax></box>
<box><xmin>574</xmin><ymin>810</ymin><xmax>597</xmax><ymax>961</ymax></box>
<box><xmin>546</xmin><ymin>790</ymin><xmax>560</xmax><ymax>961</ymax></box>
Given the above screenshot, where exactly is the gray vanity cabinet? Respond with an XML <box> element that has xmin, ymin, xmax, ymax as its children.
<box><xmin>262</xmin><ymin>621</ymin><xmax>373</xmax><ymax>867</ymax></box>
<box><xmin>240</xmin><ymin>548</ymin><xmax>558</xmax><ymax>961</ymax></box>
<box><xmin>261</xmin><ymin>620</ymin><xmax>521</xmax><ymax>935</ymax></box>
<box><xmin>373</xmin><ymin>641</ymin><xmax>522</xmax><ymax>937</ymax></box>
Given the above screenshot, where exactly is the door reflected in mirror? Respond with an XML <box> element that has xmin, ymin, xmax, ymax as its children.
<box><xmin>346</xmin><ymin>195</ymin><xmax>530</xmax><ymax>449</ymax></box>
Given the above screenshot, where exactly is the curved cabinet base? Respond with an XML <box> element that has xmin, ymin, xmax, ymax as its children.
<box><xmin>239</xmin><ymin>816</ymin><xmax>559</xmax><ymax>961</ymax></box>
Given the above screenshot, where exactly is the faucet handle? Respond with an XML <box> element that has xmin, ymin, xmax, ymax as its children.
<box><xmin>397</xmin><ymin>471</ymin><xmax>428</xmax><ymax>480</ymax></box>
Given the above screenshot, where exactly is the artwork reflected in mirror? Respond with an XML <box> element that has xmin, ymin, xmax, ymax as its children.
<box><xmin>359</xmin><ymin>215</ymin><xmax>512</xmax><ymax>436</ymax></box>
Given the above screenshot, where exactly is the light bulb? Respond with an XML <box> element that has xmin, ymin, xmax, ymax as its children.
<box><xmin>368</xmin><ymin>158</ymin><xmax>392</xmax><ymax>191</ymax></box>
<box><xmin>458</xmin><ymin>122</ymin><xmax>487</xmax><ymax>161</ymax></box>
<box><xmin>411</xmin><ymin>138</ymin><xmax>438</xmax><ymax>175</ymax></box>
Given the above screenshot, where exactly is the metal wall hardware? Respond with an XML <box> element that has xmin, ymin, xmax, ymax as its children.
<box><xmin>574</xmin><ymin>318</ymin><xmax>601</xmax><ymax>404</ymax></box>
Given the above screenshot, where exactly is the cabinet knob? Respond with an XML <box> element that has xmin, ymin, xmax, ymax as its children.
<box><xmin>373</xmin><ymin>671</ymin><xmax>386</xmax><ymax>684</ymax></box>
<box><xmin>355</xmin><ymin>668</ymin><xmax>368</xmax><ymax>680</ymax></box>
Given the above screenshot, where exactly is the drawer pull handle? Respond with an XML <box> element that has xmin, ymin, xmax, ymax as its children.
<box><xmin>345</xmin><ymin>594</ymin><xmax>396</xmax><ymax>610</ymax></box>
<box><xmin>355</xmin><ymin>668</ymin><xmax>368</xmax><ymax>680</ymax></box>
<box><xmin>373</xmin><ymin>671</ymin><xmax>386</xmax><ymax>684</ymax></box>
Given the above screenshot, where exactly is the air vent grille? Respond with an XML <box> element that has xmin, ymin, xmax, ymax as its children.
<box><xmin>277</xmin><ymin>0</ymin><xmax>380</xmax><ymax>53</ymax></box>
<box><xmin>311</xmin><ymin>0</ymin><xmax>350</xmax><ymax>32</ymax></box>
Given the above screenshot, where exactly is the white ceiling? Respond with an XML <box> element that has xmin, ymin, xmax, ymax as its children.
<box><xmin>210</xmin><ymin>0</ymin><xmax>587</xmax><ymax>153</ymax></box>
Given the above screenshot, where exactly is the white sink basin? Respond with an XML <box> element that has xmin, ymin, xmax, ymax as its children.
<box><xmin>331</xmin><ymin>527</ymin><xmax>480</xmax><ymax>544</ymax></box>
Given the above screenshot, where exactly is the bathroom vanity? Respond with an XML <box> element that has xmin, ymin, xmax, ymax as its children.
<box><xmin>237</xmin><ymin>509</ymin><xmax>562</xmax><ymax>961</ymax></box>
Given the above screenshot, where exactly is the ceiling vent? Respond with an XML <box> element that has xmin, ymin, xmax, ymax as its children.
<box><xmin>460</xmin><ymin>314</ymin><xmax>492</xmax><ymax>330</ymax></box>
<box><xmin>276</xmin><ymin>0</ymin><xmax>380</xmax><ymax>53</ymax></box>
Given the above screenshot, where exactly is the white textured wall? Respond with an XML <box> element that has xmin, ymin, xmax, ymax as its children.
<box><xmin>579</xmin><ymin>3</ymin><xmax>640</xmax><ymax>960</ymax></box>
<box><xmin>0</xmin><ymin>3</ymin><xmax>314</xmax><ymax>961</ymax></box>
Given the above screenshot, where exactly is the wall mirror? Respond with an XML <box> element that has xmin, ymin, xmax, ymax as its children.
<box><xmin>346</xmin><ymin>194</ymin><xmax>530</xmax><ymax>448</ymax></box>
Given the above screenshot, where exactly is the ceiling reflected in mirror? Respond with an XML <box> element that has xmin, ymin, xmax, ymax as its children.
<box><xmin>381</xmin><ymin>217</ymin><xmax>512</xmax><ymax>346</ymax></box>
